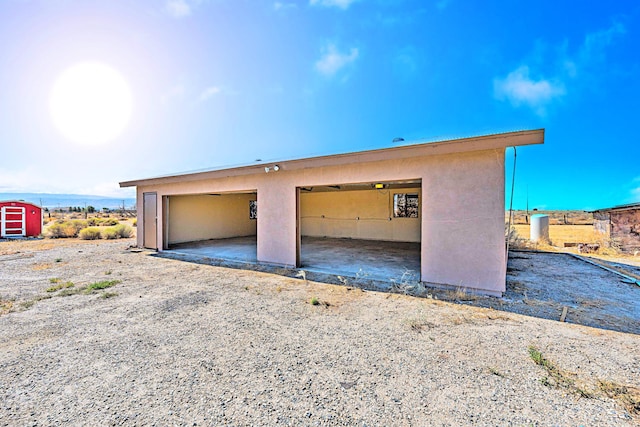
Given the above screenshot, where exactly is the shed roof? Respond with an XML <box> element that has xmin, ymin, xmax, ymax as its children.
<box><xmin>591</xmin><ymin>202</ymin><xmax>640</xmax><ymax>213</ymax></box>
<box><xmin>120</xmin><ymin>128</ymin><xmax>544</xmax><ymax>188</ymax></box>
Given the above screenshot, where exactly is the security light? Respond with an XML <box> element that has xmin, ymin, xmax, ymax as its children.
<box><xmin>273</xmin><ymin>165</ymin><xmax>280</xmax><ymax>171</ymax></box>
<box><xmin>374</xmin><ymin>183</ymin><xmax>385</xmax><ymax>189</ymax></box>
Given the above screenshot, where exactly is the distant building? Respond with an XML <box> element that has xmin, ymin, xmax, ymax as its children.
<box><xmin>592</xmin><ymin>202</ymin><xmax>640</xmax><ymax>252</ymax></box>
<box><xmin>0</xmin><ymin>201</ymin><xmax>43</xmax><ymax>238</ymax></box>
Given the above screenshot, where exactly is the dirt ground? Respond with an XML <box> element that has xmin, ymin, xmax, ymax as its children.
<box><xmin>1</xmin><ymin>238</ymin><xmax>639</xmax><ymax>425</ymax></box>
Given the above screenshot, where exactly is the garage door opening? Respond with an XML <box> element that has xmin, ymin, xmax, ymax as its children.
<box><xmin>165</xmin><ymin>192</ymin><xmax>258</xmax><ymax>262</ymax></box>
<box><xmin>297</xmin><ymin>180</ymin><xmax>421</xmax><ymax>284</ymax></box>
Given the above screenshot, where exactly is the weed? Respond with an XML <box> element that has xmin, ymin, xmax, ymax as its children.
<box><xmin>20</xmin><ymin>300</ymin><xmax>35</xmax><ymax>309</ymax></box>
<box><xmin>528</xmin><ymin>345</ymin><xmax>593</xmax><ymax>398</ymax></box>
<box><xmin>310</xmin><ymin>296</ymin><xmax>320</xmax><ymax>306</ymax></box>
<box><xmin>390</xmin><ymin>269</ymin><xmax>423</xmax><ymax>295</ymax></box>
<box><xmin>405</xmin><ymin>316</ymin><xmax>433</xmax><ymax>332</ymax></box>
<box><xmin>296</xmin><ymin>270</ymin><xmax>307</xmax><ymax>283</ymax></box>
<box><xmin>58</xmin><ymin>287</ymin><xmax>85</xmax><ymax>297</ymax></box>
<box><xmin>84</xmin><ymin>280</ymin><xmax>120</xmax><ymax>293</ymax></box>
<box><xmin>488</xmin><ymin>367</ymin><xmax>506</xmax><ymax>377</ymax></box>
<box><xmin>105</xmin><ymin>270</ymin><xmax>112</xmax><ymax>275</ymax></box>
<box><xmin>445</xmin><ymin>287</ymin><xmax>479</xmax><ymax>302</ymax></box>
<box><xmin>49</xmin><ymin>277</ymin><xmax>61</xmax><ymax>283</ymax></box>
<box><xmin>276</xmin><ymin>286</ymin><xmax>282</xmax><ymax>292</ymax></box>
<box><xmin>46</xmin><ymin>281</ymin><xmax>74</xmax><ymax>293</ymax></box>
<box><xmin>100</xmin><ymin>292</ymin><xmax>118</xmax><ymax>299</ymax></box>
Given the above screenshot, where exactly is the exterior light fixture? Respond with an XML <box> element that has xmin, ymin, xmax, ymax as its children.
<box><xmin>265</xmin><ymin>165</ymin><xmax>281</xmax><ymax>173</ymax></box>
<box><xmin>374</xmin><ymin>183</ymin><xmax>385</xmax><ymax>189</ymax></box>
<box><xmin>273</xmin><ymin>165</ymin><xmax>280</xmax><ymax>171</ymax></box>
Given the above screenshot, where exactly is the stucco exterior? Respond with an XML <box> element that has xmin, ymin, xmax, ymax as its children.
<box><xmin>121</xmin><ymin>129</ymin><xmax>544</xmax><ymax>295</ymax></box>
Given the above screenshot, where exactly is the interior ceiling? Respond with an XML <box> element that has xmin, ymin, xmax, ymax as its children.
<box><xmin>299</xmin><ymin>180</ymin><xmax>421</xmax><ymax>193</ymax></box>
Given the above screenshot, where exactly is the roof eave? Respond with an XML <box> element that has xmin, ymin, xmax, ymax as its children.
<box><xmin>120</xmin><ymin>128</ymin><xmax>544</xmax><ymax>188</ymax></box>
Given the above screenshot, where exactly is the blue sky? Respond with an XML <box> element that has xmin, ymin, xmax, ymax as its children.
<box><xmin>0</xmin><ymin>0</ymin><xmax>638</xmax><ymax>210</ymax></box>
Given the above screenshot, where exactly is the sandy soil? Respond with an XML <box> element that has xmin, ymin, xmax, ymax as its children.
<box><xmin>1</xmin><ymin>238</ymin><xmax>639</xmax><ymax>426</ymax></box>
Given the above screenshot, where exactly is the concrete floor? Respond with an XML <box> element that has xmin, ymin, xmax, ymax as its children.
<box><xmin>167</xmin><ymin>236</ymin><xmax>421</xmax><ymax>283</ymax></box>
<box><xmin>301</xmin><ymin>236</ymin><xmax>420</xmax><ymax>282</ymax></box>
<box><xmin>169</xmin><ymin>236</ymin><xmax>258</xmax><ymax>262</ymax></box>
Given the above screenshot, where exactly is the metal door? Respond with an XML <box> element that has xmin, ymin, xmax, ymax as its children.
<box><xmin>143</xmin><ymin>192</ymin><xmax>158</xmax><ymax>249</ymax></box>
<box><xmin>1</xmin><ymin>206</ymin><xmax>26</xmax><ymax>237</ymax></box>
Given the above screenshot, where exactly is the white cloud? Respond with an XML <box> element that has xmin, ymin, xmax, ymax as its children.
<box><xmin>493</xmin><ymin>23</ymin><xmax>625</xmax><ymax>117</ymax></box>
<box><xmin>493</xmin><ymin>66</ymin><xmax>565</xmax><ymax>116</ymax></box>
<box><xmin>199</xmin><ymin>86</ymin><xmax>221</xmax><ymax>101</ymax></box>
<box><xmin>580</xmin><ymin>22</ymin><xmax>625</xmax><ymax>63</ymax></box>
<box><xmin>309</xmin><ymin>0</ymin><xmax>358</xmax><ymax>10</ymax></box>
<box><xmin>165</xmin><ymin>0</ymin><xmax>193</xmax><ymax>18</ymax></box>
<box><xmin>274</xmin><ymin>2</ymin><xmax>298</xmax><ymax>11</ymax></box>
<box><xmin>393</xmin><ymin>46</ymin><xmax>419</xmax><ymax>79</ymax></box>
<box><xmin>315</xmin><ymin>44</ymin><xmax>359</xmax><ymax>77</ymax></box>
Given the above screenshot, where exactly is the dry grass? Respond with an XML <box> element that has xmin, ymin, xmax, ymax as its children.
<box><xmin>527</xmin><ymin>347</ymin><xmax>640</xmax><ymax>419</ymax></box>
<box><xmin>509</xmin><ymin>210</ymin><xmax>593</xmax><ymax>225</ymax></box>
<box><xmin>0</xmin><ymin>297</ymin><xmax>14</xmax><ymax>315</ymax></box>
<box><xmin>512</xmin><ymin>224</ymin><xmax>598</xmax><ymax>247</ymax></box>
<box><xmin>598</xmin><ymin>380</ymin><xmax>640</xmax><ymax>417</ymax></box>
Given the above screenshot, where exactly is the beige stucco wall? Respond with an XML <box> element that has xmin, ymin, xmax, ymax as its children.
<box><xmin>300</xmin><ymin>188</ymin><xmax>420</xmax><ymax>242</ymax></box>
<box><xmin>133</xmin><ymin>148</ymin><xmax>507</xmax><ymax>295</ymax></box>
<box><xmin>167</xmin><ymin>194</ymin><xmax>256</xmax><ymax>244</ymax></box>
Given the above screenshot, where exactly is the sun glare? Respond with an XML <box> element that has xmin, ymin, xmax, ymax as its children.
<box><xmin>50</xmin><ymin>62</ymin><xmax>133</xmax><ymax>145</ymax></box>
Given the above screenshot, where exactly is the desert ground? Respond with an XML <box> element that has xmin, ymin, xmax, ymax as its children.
<box><xmin>1</xmin><ymin>237</ymin><xmax>639</xmax><ymax>426</ymax></box>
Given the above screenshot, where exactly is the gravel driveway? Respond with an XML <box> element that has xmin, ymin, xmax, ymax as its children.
<box><xmin>1</xmin><ymin>239</ymin><xmax>639</xmax><ymax>426</ymax></box>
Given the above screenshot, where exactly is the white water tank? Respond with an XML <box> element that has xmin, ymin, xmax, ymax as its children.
<box><xmin>530</xmin><ymin>214</ymin><xmax>549</xmax><ymax>242</ymax></box>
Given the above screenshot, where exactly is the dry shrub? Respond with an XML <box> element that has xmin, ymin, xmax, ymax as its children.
<box><xmin>87</xmin><ymin>218</ymin><xmax>119</xmax><ymax>227</ymax></box>
<box><xmin>47</xmin><ymin>222</ymin><xmax>78</xmax><ymax>238</ymax></box>
<box><xmin>79</xmin><ymin>227</ymin><xmax>101</xmax><ymax>240</ymax></box>
<box><xmin>101</xmin><ymin>224</ymin><xmax>132</xmax><ymax>239</ymax></box>
<box><xmin>101</xmin><ymin>227</ymin><xmax>118</xmax><ymax>240</ymax></box>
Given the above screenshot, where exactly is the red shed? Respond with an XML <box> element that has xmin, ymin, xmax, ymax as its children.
<box><xmin>0</xmin><ymin>201</ymin><xmax>43</xmax><ymax>238</ymax></box>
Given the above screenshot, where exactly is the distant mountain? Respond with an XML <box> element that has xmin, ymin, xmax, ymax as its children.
<box><xmin>0</xmin><ymin>193</ymin><xmax>136</xmax><ymax>210</ymax></box>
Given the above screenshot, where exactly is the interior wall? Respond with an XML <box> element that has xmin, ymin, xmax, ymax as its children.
<box><xmin>300</xmin><ymin>188</ymin><xmax>420</xmax><ymax>242</ymax></box>
<box><xmin>168</xmin><ymin>193</ymin><xmax>256</xmax><ymax>244</ymax></box>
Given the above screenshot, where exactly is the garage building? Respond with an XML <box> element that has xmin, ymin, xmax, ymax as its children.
<box><xmin>120</xmin><ymin>129</ymin><xmax>544</xmax><ymax>295</ymax></box>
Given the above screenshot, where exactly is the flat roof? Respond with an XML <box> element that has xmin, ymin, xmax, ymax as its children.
<box><xmin>591</xmin><ymin>202</ymin><xmax>640</xmax><ymax>213</ymax></box>
<box><xmin>120</xmin><ymin>128</ymin><xmax>544</xmax><ymax>188</ymax></box>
